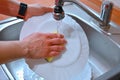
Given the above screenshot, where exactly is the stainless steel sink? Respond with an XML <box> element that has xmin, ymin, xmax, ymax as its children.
<box><xmin>0</xmin><ymin>4</ymin><xmax>120</xmax><ymax>80</ymax></box>
<box><xmin>70</xmin><ymin>14</ymin><xmax>120</xmax><ymax>79</ymax></box>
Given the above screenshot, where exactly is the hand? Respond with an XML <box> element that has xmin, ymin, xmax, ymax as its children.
<box><xmin>25</xmin><ymin>4</ymin><xmax>53</xmax><ymax>20</ymax></box>
<box><xmin>20</xmin><ymin>32</ymin><xmax>67</xmax><ymax>59</ymax></box>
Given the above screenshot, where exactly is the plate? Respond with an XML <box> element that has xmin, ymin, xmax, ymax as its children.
<box><xmin>20</xmin><ymin>13</ymin><xmax>89</xmax><ymax>80</ymax></box>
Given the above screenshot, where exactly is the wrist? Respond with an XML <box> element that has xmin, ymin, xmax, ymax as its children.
<box><xmin>23</xmin><ymin>4</ymin><xmax>34</xmax><ymax>20</ymax></box>
<box><xmin>17</xmin><ymin>3</ymin><xmax>28</xmax><ymax>20</ymax></box>
<box><xmin>19</xmin><ymin>41</ymin><xmax>29</xmax><ymax>58</ymax></box>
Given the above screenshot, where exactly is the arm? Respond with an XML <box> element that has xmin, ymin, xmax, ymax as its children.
<box><xmin>0</xmin><ymin>0</ymin><xmax>53</xmax><ymax>20</ymax></box>
<box><xmin>0</xmin><ymin>33</ymin><xmax>66</xmax><ymax>64</ymax></box>
<box><xmin>0</xmin><ymin>0</ymin><xmax>19</xmax><ymax>17</ymax></box>
<box><xmin>0</xmin><ymin>41</ymin><xmax>26</xmax><ymax>64</ymax></box>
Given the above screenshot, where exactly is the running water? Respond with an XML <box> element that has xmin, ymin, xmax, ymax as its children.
<box><xmin>56</xmin><ymin>20</ymin><xmax>63</xmax><ymax>33</ymax></box>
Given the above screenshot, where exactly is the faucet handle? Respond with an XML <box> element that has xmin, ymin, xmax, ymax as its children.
<box><xmin>100</xmin><ymin>1</ymin><xmax>113</xmax><ymax>26</ymax></box>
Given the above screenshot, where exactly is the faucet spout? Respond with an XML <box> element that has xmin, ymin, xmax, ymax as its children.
<box><xmin>53</xmin><ymin>0</ymin><xmax>65</xmax><ymax>20</ymax></box>
<box><xmin>53</xmin><ymin>5</ymin><xmax>65</xmax><ymax>20</ymax></box>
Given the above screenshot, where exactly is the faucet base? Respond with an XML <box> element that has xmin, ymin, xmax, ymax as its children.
<box><xmin>100</xmin><ymin>24</ymin><xmax>110</xmax><ymax>32</ymax></box>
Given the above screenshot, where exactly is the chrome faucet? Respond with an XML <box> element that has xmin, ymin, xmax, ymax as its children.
<box><xmin>53</xmin><ymin>0</ymin><xmax>65</xmax><ymax>20</ymax></box>
<box><xmin>53</xmin><ymin>0</ymin><xmax>113</xmax><ymax>31</ymax></box>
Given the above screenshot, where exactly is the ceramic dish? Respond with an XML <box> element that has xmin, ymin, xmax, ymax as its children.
<box><xmin>20</xmin><ymin>13</ymin><xmax>89</xmax><ymax>80</ymax></box>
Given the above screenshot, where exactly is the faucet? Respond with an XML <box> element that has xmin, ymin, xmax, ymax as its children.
<box><xmin>100</xmin><ymin>1</ymin><xmax>113</xmax><ymax>31</ymax></box>
<box><xmin>53</xmin><ymin>0</ymin><xmax>113</xmax><ymax>31</ymax></box>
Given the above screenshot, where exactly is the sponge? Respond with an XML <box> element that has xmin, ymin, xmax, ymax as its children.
<box><xmin>45</xmin><ymin>57</ymin><xmax>54</xmax><ymax>62</ymax></box>
<box><xmin>45</xmin><ymin>31</ymin><xmax>57</xmax><ymax>62</ymax></box>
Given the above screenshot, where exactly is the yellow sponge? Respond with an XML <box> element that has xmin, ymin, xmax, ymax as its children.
<box><xmin>45</xmin><ymin>31</ymin><xmax>57</xmax><ymax>62</ymax></box>
<box><xmin>45</xmin><ymin>57</ymin><xmax>54</xmax><ymax>62</ymax></box>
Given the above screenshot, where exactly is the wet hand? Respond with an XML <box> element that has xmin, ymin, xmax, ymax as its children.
<box><xmin>21</xmin><ymin>32</ymin><xmax>67</xmax><ymax>59</ymax></box>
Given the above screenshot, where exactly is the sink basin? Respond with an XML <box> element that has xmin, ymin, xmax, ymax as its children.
<box><xmin>0</xmin><ymin>4</ymin><xmax>120</xmax><ymax>80</ymax></box>
<box><xmin>70</xmin><ymin>14</ymin><xmax>120</xmax><ymax>79</ymax></box>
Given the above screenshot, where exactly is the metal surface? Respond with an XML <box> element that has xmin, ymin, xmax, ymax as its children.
<box><xmin>68</xmin><ymin>13</ymin><xmax>120</xmax><ymax>78</ymax></box>
<box><xmin>1</xmin><ymin>64</ymin><xmax>14</xmax><ymax>80</ymax></box>
<box><xmin>0</xmin><ymin>17</ymin><xmax>18</xmax><ymax>25</ymax></box>
<box><xmin>95</xmin><ymin>63</ymin><xmax>120</xmax><ymax>80</ymax></box>
<box><xmin>0</xmin><ymin>65</ymin><xmax>9</xmax><ymax>80</ymax></box>
<box><xmin>0</xmin><ymin>4</ymin><xmax>120</xmax><ymax>80</ymax></box>
<box><xmin>100</xmin><ymin>1</ymin><xmax>113</xmax><ymax>26</ymax></box>
<box><xmin>100</xmin><ymin>1</ymin><xmax>113</xmax><ymax>31</ymax></box>
<box><xmin>53</xmin><ymin>6</ymin><xmax>65</xmax><ymax>20</ymax></box>
<box><xmin>55</xmin><ymin>0</ymin><xmax>114</xmax><ymax>31</ymax></box>
<box><xmin>55</xmin><ymin>0</ymin><xmax>103</xmax><ymax>25</ymax></box>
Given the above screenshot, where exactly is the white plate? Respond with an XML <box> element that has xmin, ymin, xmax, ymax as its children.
<box><xmin>20</xmin><ymin>13</ymin><xmax>89</xmax><ymax>80</ymax></box>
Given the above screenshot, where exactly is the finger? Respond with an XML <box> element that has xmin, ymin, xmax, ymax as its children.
<box><xmin>48</xmin><ymin>51</ymin><xmax>61</xmax><ymax>57</ymax></box>
<box><xmin>47</xmin><ymin>33</ymin><xmax>64</xmax><ymax>39</ymax></box>
<box><xmin>48</xmin><ymin>38</ymin><xmax>67</xmax><ymax>45</ymax></box>
<box><xmin>50</xmin><ymin>45</ymin><xmax>66</xmax><ymax>52</ymax></box>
